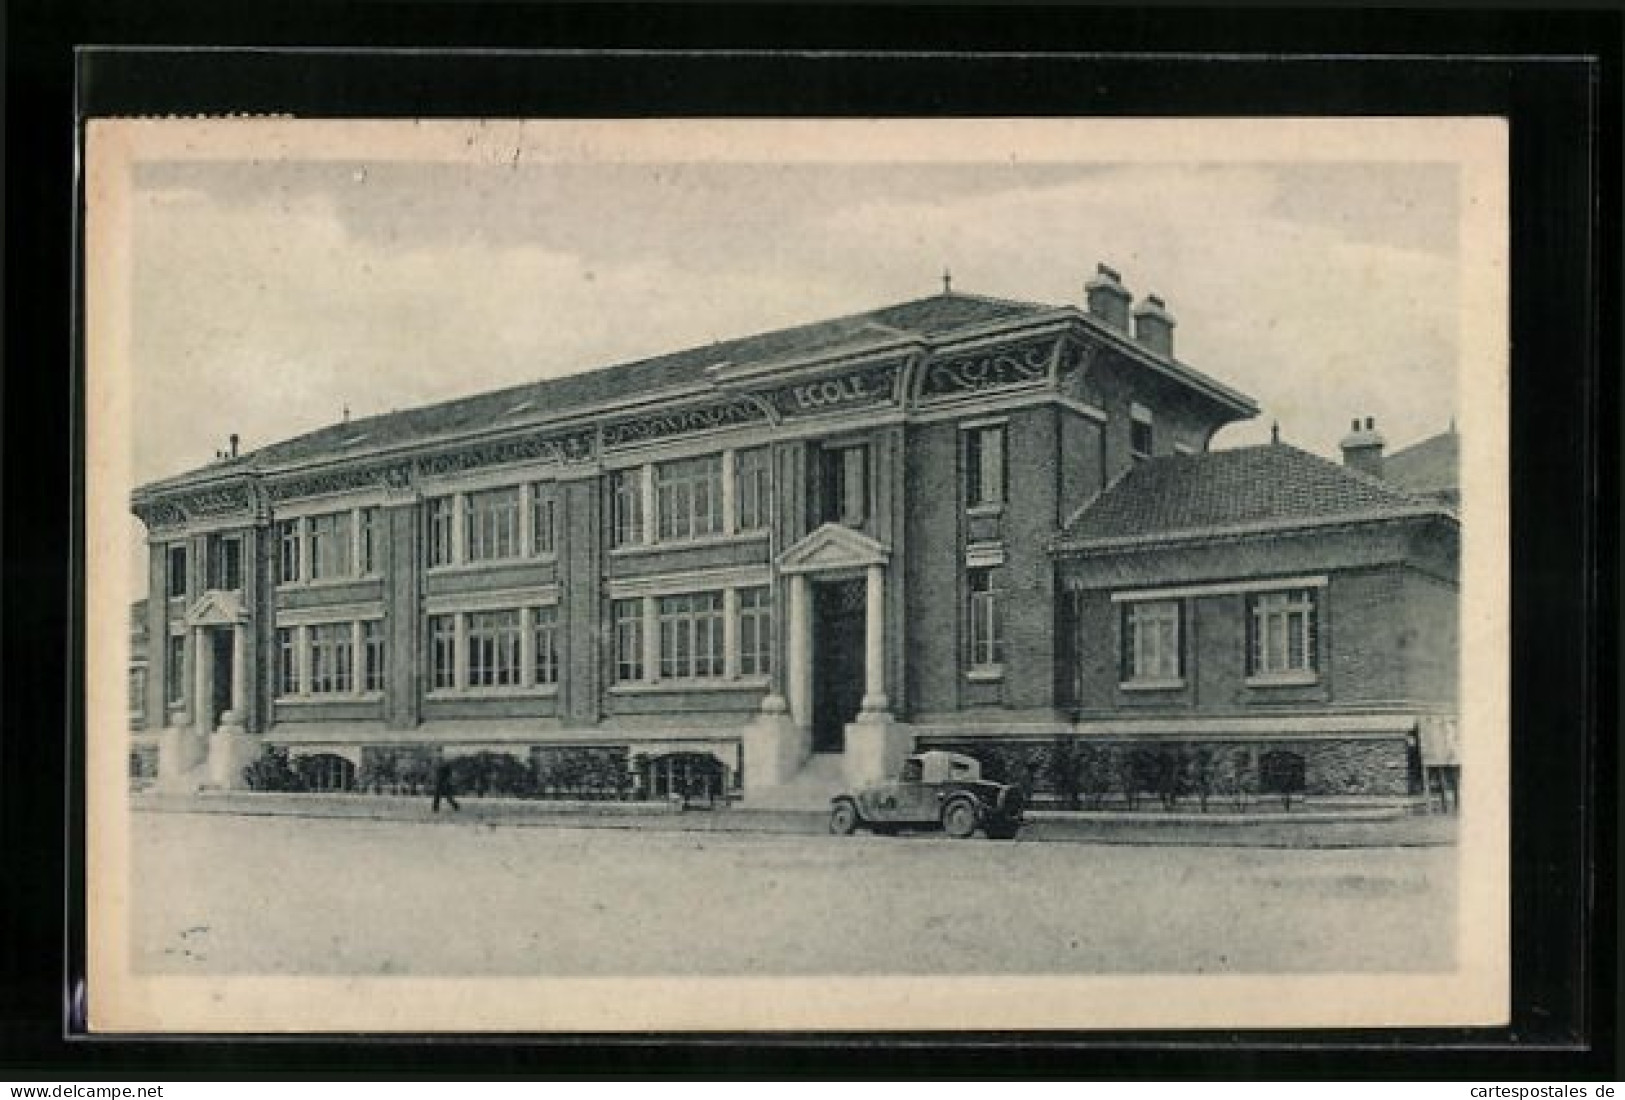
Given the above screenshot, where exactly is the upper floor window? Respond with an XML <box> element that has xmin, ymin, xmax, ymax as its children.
<box><xmin>426</xmin><ymin>497</ymin><xmax>455</xmax><ymax>568</ymax></box>
<box><xmin>359</xmin><ymin>507</ymin><xmax>383</xmax><ymax>574</ymax></box>
<box><xmin>965</xmin><ymin>424</ymin><xmax>1006</xmax><ymax>509</ymax></box>
<box><xmin>967</xmin><ymin>567</ymin><xmax>1003</xmax><ymax>671</ymax></box>
<box><xmin>656</xmin><ymin>456</ymin><xmax>724</xmax><ymax>542</ymax></box>
<box><xmin>465</xmin><ymin>488</ymin><xmax>521</xmax><ymax>563</ymax></box>
<box><xmin>610</xmin><ymin>470</ymin><xmax>644</xmax><ymax>548</ymax></box>
<box><xmin>735</xmin><ymin>447</ymin><xmax>772</xmax><ymax>533</ymax></box>
<box><xmin>166</xmin><ymin>545</ymin><xmax>187</xmax><ymax>599</ymax></box>
<box><xmin>206</xmin><ymin>535</ymin><xmax>242</xmax><ymax>591</ymax></box>
<box><xmin>1121</xmin><ymin>599</ymin><xmax>1183</xmax><ymax>685</ymax></box>
<box><xmin>1130</xmin><ymin>403</ymin><xmax>1155</xmax><ymax>461</ymax></box>
<box><xmin>737</xmin><ymin>586</ymin><xmax>773</xmax><ymax>677</ymax></box>
<box><xmin>531</xmin><ymin>484</ymin><xmax>557</xmax><ymax>557</ymax></box>
<box><xmin>820</xmin><ymin>444</ymin><xmax>868</xmax><ymax>528</ymax></box>
<box><xmin>658</xmin><ymin>592</ymin><xmax>726</xmax><ymax>680</ymax></box>
<box><xmin>1247</xmin><ymin>588</ymin><xmax>1320</xmax><ymax>679</ymax></box>
<box><xmin>277</xmin><ymin>520</ymin><xmax>302</xmax><ymax>584</ymax></box>
<box><xmin>308</xmin><ymin>511</ymin><xmax>353</xmax><ymax>581</ymax></box>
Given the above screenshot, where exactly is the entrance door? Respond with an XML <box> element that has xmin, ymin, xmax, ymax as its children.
<box><xmin>812</xmin><ymin>579</ymin><xmax>866</xmax><ymax>752</ymax></box>
<box><xmin>210</xmin><ymin>629</ymin><xmax>233</xmax><ymax>728</ymax></box>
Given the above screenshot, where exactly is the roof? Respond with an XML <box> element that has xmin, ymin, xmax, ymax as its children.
<box><xmin>1058</xmin><ymin>442</ymin><xmax>1451</xmax><ymax>550</ymax></box>
<box><xmin>1385</xmin><ymin>428</ymin><xmax>1459</xmax><ymax>497</ymax></box>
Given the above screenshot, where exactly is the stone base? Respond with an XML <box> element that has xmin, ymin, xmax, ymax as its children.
<box><xmin>206</xmin><ymin>728</ymin><xmax>260</xmax><ymax>790</ymax></box>
<box><xmin>742</xmin><ymin>707</ymin><xmax>810</xmax><ymax>790</ymax></box>
<box><xmin>843</xmin><ymin>714</ymin><xmax>910</xmax><ymax>787</ymax></box>
<box><xmin>156</xmin><ymin>725</ymin><xmax>208</xmax><ymax>791</ymax></box>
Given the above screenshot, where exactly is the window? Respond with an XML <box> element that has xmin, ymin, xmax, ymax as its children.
<box><xmin>1121</xmin><ymin>600</ymin><xmax>1183</xmax><ymax>684</ymax></box>
<box><xmin>531</xmin><ymin>484</ymin><xmax>557</xmax><ymax>557</ymax></box>
<box><xmin>735</xmin><ymin>447</ymin><xmax>772</xmax><ymax>532</ymax></box>
<box><xmin>658</xmin><ymin>592</ymin><xmax>725</xmax><ymax>679</ymax></box>
<box><xmin>613</xmin><ymin>599</ymin><xmax>644</xmax><ymax>682</ymax></box>
<box><xmin>359</xmin><ymin>507</ymin><xmax>383</xmax><ymax>574</ymax></box>
<box><xmin>533</xmin><ymin>605</ymin><xmax>560</xmax><ymax>685</ymax></box>
<box><xmin>967</xmin><ymin>568</ymin><xmax>1003</xmax><ymax>670</ymax></box>
<box><xmin>308</xmin><ymin>623</ymin><xmax>354</xmax><ymax>694</ymax></box>
<box><xmin>208</xmin><ymin>535</ymin><xmax>242</xmax><ymax>591</ymax></box>
<box><xmin>363</xmin><ymin>619</ymin><xmax>386</xmax><ymax>692</ymax></box>
<box><xmin>655</xmin><ymin>456</ymin><xmax>724</xmax><ymax>541</ymax></box>
<box><xmin>610</xmin><ymin>470</ymin><xmax>644</xmax><ymax>548</ymax></box>
<box><xmin>129</xmin><ymin>667</ymin><xmax>147</xmax><ymax>717</ymax></box>
<box><xmin>465</xmin><ymin>488</ymin><xmax>521</xmax><ymax>563</ymax></box>
<box><xmin>165</xmin><ymin>634</ymin><xmax>186</xmax><ymax>705</ymax></box>
<box><xmin>820</xmin><ymin>444</ymin><xmax>868</xmax><ymax>527</ymax></box>
<box><xmin>428</xmin><ymin>614</ymin><xmax>458</xmax><ymax>690</ymax></box>
<box><xmin>426</xmin><ymin>496</ymin><xmax>455</xmax><ymax>567</ymax></box>
<box><xmin>1130</xmin><ymin>403</ymin><xmax>1155</xmax><ymax>460</ymax></box>
<box><xmin>166</xmin><ymin>545</ymin><xmax>187</xmax><ymax>599</ymax></box>
<box><xmin>1248</xmin><ymin>588</ymin><xmax>1320</xmax><ymax>678</ymax></box>
<box><xmin>275</xmin><ymin>627</ymin><xmax>299</xmax><ymax>696</ymax></box>
<box><xmin>468</xmin><ymin>610</ymin><xmax>522</xmax><ymax>688</ymax></box>
<box><xmin>965</xmin><ymin>425</ymin><xmax>1006</xmax><ymax>509</ymax></box>
<box><xmin>308</xmin><ymin>511</ymin><xmax>353</xmax><ymax>580</ymax></box>
<box><xmin>737</xmin><ymin>586</ymin><xmax>773</xmax><ymax>677</ymax></box>
<box><xmin>277</xmin><ymin>520</ymin><xmax>302</xmax><ymax>584</ymax></box>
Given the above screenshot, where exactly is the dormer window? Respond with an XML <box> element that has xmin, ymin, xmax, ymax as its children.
<box><xmin>1130</xmin><ymin>402</ymin><xmax>1155</xmax><ymax>461</ymax></box>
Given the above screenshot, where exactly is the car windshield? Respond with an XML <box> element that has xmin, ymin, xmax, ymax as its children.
<box><xmin>900</xmin><ymin>759</ymin><xmax>923</xmax><ymax>782</ymax></box>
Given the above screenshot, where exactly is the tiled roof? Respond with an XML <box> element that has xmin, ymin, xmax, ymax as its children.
<box><xmin>1059</xmin><ymin>442</ymin><xmax>1446</xmax><ymax>548</ymax></box>
<box><xmin>163</xmin><ymin>292</ymin><xmax>1053</xmax><ymax>484</ymax></box>
<box><xmin>1385</xmin><ymin>429</ymin><xmax>1459</xmax><ymax>497</ymax></box>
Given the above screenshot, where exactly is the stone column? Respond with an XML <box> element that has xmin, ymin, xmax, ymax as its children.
<box><xmin>193</xmin><ymin>626</ymin><xmax>211</xmax><ymax>734</ymax></box>
<box><xmin>229</xmin><ymin>623</ymin><xmax>247</xmax><ymax>718</ymax></box>
<box><xmin>861</xmin><ymin>562</ymin><xmax>888</xmax><ymax>714</ymax></box>
<box><xmin>786</xmin><ymin>573</ymin><xmax>812</xmax><ymax>729</ymax></box>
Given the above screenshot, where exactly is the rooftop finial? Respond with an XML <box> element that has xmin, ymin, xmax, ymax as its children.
<box><xmin>941</xmin><ymin>267</ymin><xmax>953</xmax><ymax>295</ymax></box>
<box><xmin>1271</xmin><ymin>421</ymin><xmax>1280</xmax><ymax>444</ymax></box>
<box><xmin>342</xmin><ymin>403</ymin><xmax>350</xmax><ymax>423</ymax></box>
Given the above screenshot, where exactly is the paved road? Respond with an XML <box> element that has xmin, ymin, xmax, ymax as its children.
<box><xmin>131</xmin><ymin>811</ymin><xmax>1457</xmax><ymax>977</ymax></box>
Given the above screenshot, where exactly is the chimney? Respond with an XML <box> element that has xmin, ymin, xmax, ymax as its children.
<box><xmin>229</xmin><ymin>433</ymin><xmax>240</xmax><ymax>459</ymax></box>
<box><xmin>1339</xmin><ymin>415</ymin><xmax>1386</xmax><ymax>479</ymax></box>
<box><xmin>1085</xmin><ymin>263</ymin><xmax>1131</xmax><ymax>332</ymax></box>
<box><xmin>1132</xmin><ymin>293</ymin><xmax>1176</xmax><ymax>358</ymax></box>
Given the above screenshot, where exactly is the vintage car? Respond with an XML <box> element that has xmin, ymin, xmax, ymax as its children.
<box><xmin>829</xmin><ymin>750</ymin><xmax>1025</xmax><ymax>839</ymax></box>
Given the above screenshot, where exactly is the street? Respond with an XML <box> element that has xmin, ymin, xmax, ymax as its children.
<box><xmin>131</xmin><ymin>811</ymin><xmax>1456</xmax><ymax>976</ymax></box>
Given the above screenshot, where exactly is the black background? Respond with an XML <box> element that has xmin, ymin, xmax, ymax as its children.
<box><xmin>4</xmin><ymin>1</ymin><xmax>1618</xmax><ymax>1080</ymax></box>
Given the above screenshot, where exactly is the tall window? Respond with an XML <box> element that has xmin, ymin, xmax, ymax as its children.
<box><xmin>533</xmin><ymin>605</ymin><xmax>560</xmax><ymax>685</ymax></box>
<box><xmin>659</xmin><ymin>592</ymin><xmax>726</xmax><ymax>680</ymax></box>
<box><xmin>166</xmin><ymin>545</ymin><xmax>187</xmax><ymax>599</ymax></box>
<box><xmin>277</xmin><ymin>520</ymin><xmax>302</xmax><ymax>584</ymax></box>
<box><xmin>129</xmin><ymin>668</ymin><xmax>147</xmax><ymax>718</ymax></box>
<box><xmin>820</xmin><ymin>445</ymin><xmax>868</xmax><ymax>527</ymax></box>
<box><xmin>308</xmin><ymin>511</ymin><xmax>353</xmax><ymax>580</ymax></box>
<box><xmin>467</xmin><ymin>610</ymin><xmax>522</xmax><ymax>687</ymax></box>
<box><xmin>737</xmin><ymin>586</ymin><xmax>773</xmax><ymax>677</ymax></box>
<box><xmin>208</xmin><ymin>535</ymin><xmax>242</xmax><ymax>591</ymax></box>
<box><xmin>1121</xmin><ymin>600</ymin><xmax>1182</xmax><ymax>683</ymax></box>
<box><xmin>1130</xmin><ymin>403</ymin><xmax>1155</xmax><ymax>461</ymax></box>
<box><xmin>613</xmin><ymin>598</ymin><xmax>644</xmax><ymax>682</ymax></box>
<box><xmin>275</xmin><ymin>627</ymin><xmax>299</xmax><ymax>696</ymax></box>
<box><xmin>967</xmin><ymin>568</ymin><xmax>1003</xmax><ymax>670</ymax></box>
<box><xmin>362</xmin><ymin>619</ymin><xmax>386</xmax><ymax>692</ymax></box>
<box><xmin>359</xmin><ymin>507</ymin><xmax>383</xmax><ymax>574</ymax></box>
<box><xmin>308</xmin><ymin>623</ymin><xmax>354</xmax><ymax>694</ymax></box>
<box><xmin>655</xmin><ymin>456</ymin><xmax>724</xmax><ymax>541</ymax></box>
<box><xmin>428</xmin><ymin>614</ymin><xmax>458</xmax><ymax>690</ymax></box>
<box><xmin>735</xmin><ymin>447</ymin><xmax>772</xmax><ymax>532</ymax></box>
<box><xmin>465</xmin><ymin>488</ymin><xmax>521</xmax><ymax>563</ymax></box>
<box><xmin>1248</xmin><ymin>588</ymin><xmax>1320</xmax><ymax>677</ymax></box>
<box><xmin>531</xmin><ymin>484</ymin><xmax>557</xmax><ymax>557</ymax></box>
<box><xmin>965</xmin><ymin>424</ymin><xmax>1006</xmax><ymax>508</ymax></box>
<box><xmin>165</xmin><ymin>634</ymin><xmax>186</xmax><ymax>704</ymax></box>
<box><xmin>426</xmin><ymin>497</ymin><xmax>455</xmax><ymax>567</ymax></box>
<box><xmin>610</xmin><ymin>471</ymin><xmax>644</xmax><ymax>548</ymax></box>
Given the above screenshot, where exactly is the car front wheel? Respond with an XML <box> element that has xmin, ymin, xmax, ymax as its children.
<box><xmin>829</xmin><ymin>802</ymin><xmax>859</xmax><ymax>835</ymax></box>
<box><xmin>942</xmin><ymin>799</ymin><xmax>978</xmax><ymax>839</ymax></box>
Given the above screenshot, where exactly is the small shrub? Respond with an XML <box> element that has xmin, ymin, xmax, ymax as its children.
<box><xmin>242</xmin><ymin>746</ymin><xmax>307</xmax><ymax>792</ymax></box>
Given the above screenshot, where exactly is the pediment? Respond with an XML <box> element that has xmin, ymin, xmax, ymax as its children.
<box><xmin>185</xmin><ymin>589</ymin><xmax>248</xmax><ymax>626</ymax></box>
<box><xmin>777</xmin><ymin>523</ymin><xmax>890</xmax><ymax>575</ymax></box>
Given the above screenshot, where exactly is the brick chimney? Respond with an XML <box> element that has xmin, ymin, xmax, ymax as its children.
<box><xmin>1085</xmin><ymin>263</ymin><xmax>1131</xmax><ymax>332</ymax></box>
<box><xmin>1132</xmin><ymin>293</ymin><xmax>1176</xmax><ymax>358</ymax></box>
<box><xmin>1339</xmin><ymin>416</ymin><xmax>1386</xmax><ymax>479</ymax></box>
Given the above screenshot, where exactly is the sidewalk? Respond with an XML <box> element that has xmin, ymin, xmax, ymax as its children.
<box><xmin>132</xmin><ymin>789</ymin><xmax>1459</xmax><ymax>848</ymax></box>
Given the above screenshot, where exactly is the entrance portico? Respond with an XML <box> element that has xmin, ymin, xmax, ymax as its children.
<box><xmin>181</xmin><ymin>589</ymin><xmax>258</xmax><ymax>788</ymax></box>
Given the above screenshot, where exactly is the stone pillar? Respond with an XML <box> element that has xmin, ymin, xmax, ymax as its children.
<box><xmin>208</xmin><ymin>620</ymin><xmax>257</xmax><ymax>788</ymax></box>
<box><xmin>230</xmin><ymin>623</ymin><xmax>247</xmax><ymax>718</ymax></box>
<box><xmin>861</xmin><ymin>562</ymin><xmax>888</xmax><ymax>714</ymax></box>
<box><xmin>787</xmin><ymin>573</ymin><xmax>812</xmax><ymax>730</ymax></box>
<box><xmin>193</xmin><ymin>626</ymin><xmax>211</xmax><ymax>734</ymax></box>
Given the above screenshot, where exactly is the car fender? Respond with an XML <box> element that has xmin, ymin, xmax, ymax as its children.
<box><xmin>830</xmin><ymin>795</ymin><xmax>866</xmax><ymax>823</ymax></box>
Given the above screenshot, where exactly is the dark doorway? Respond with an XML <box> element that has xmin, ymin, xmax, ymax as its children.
<box><xmin>211</xmin><ymin>629</ymin><xmax>233</xmax><ymax>727</ymax></box>
<box><xmin>813</xmin><ymin>579</ymin><xmax>866</xmax><ymax>752</ymax></box>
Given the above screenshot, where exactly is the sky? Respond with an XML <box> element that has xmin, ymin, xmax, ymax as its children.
<box><xmin>113</xmin><ymin>119</ymin><xmax>1493</xmax><ymax>588</ymax></box>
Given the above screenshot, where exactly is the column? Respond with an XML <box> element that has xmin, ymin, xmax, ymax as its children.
<box><xmin>451</xmin><ymin>493</ymin><xmax>466</xmax><ymax>564</ymax></box>
<box><xmin>230</xmin><ymin>623</ymin><xmax>247</xmax><ymax>718</ymax></box>
<box><xmin>454</xmin><ymin>613</ymin><xmax>469</xmax><ymax>690</ymax></box>
<box><xmin>193</xmin><ymin>626</ymin><xmax>210</xmax><ymax>733</ymax></box>
<box><xmin>721</xmin><ymin>449</ymin><xmax>737</xmax><ymax>536</ymax></box>
<box><xmin>640</xmin><ymin>464</ymin><xmax>656</xmax><ymax>545</ymax></box>
<box><xmin>519</xmin><ymin>606</ymin><xmax>536</xmax><ymax>689</ymax></box>
<box><xmin>723</xmin><ymin>587</ymin><xmax>740</xmax><ymax>679</ymax></box>
<box><xmin>787</xmin><ymin>574</ymin><xmax>812</xmax><ymax>728</ymax></box>
<box><xmin>862</xmin><ymin>563</ymin><xmax>888</xmax><ymax>714</ymax></box>
<box><xmin>641</xmin><ymin>598</ymin><xmax>659</xmax><ymax>683</ymax></box>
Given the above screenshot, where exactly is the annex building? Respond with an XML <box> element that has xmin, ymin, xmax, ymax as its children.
<box><xmin>130</xmin><ymin>266</ymin><xmax>1460</xmax><ymax>807</ymax></box>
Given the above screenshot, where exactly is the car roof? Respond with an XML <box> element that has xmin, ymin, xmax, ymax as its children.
<box><xmin>912</xmin><ymin>750</ymin><xmax>980</xmax><ymax>768</ymax></box>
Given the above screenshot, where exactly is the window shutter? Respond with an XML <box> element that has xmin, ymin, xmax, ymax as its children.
<box><xmin>1176</xmin><ymin>600</ymin><xmax>1187</xmax><ymax>678</ymax></box>
<box><xmin>1306</xmin><ymin>587</ymin><xmax>1320</xmax><ymax>670</ymax></box>
<box><xmin>1119</xmin><ymin>604</ymin><xmax>1132</xmax><ymax>681</ymax></box>
<box><xmin>1244</xmin><ymin>595</ymin><xmax>1258</xmax><ymax>675</ymax></box>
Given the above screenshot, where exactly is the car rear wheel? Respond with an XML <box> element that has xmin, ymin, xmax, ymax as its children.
<box><xmin>829</xmin><ymin>802</ymin><xmax>859</xmax><ymax>835</ymax></box>
<box><xmin>942</xmin><ymin>799</ymin><xmax>978</xmax><ymax>839</ymax></box>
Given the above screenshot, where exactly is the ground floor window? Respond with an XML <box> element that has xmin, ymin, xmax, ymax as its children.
<box><xmin>613</xmin><ymin>599</ymin><xmax>644</xmax><ymax>683</ymax></box>
<box><xmin>533</xmin><ymin>605</ymin><xmax>560</xmax><ymax>685</ymax></box>
<box><xmin>467</xmin><ymin>610</ymin><xmax>522</xmax><ymax>687</ymax></box>
<box><xmin>429</xmin><ymin>614</ymin><xmax>458</xmax><ymax>690</ymax></box>
<box><xmin>165</xmin><ymin>634</ymin><xmax>186</xmax><ymax>706</ymax></box>
<box><xmin>308</xmin><ymin>623</ymin><xmax>354</xmax><ymax>694</ymax></box>
<box><xmin>1121</xmin><ymin>599</ymin><xmax>1182</xmax><ymax>683</ymax></box>
<box><xmin>658</xmin><ymin>592</ymin><xmax>725</xmax><ymax>680</ymax></box>
<box><xmin>1247</xmin><ymin>588</ymin><xmax>1320</xmax><ymax>677</ymax></box>
<box><xmin>363</xmin><ymin>619</ymin><xmax>386</xmax><ymax>692</ymax></box>
<box><xmin>967</xmin><ymin>567</ymin><xmax>1003</xmax><ymax>671</ymax></box>
<box><xmin>737</xmin><ymin>586</ymin><xmax>772</xmax><ymax>677</ymax></box>
<box><xmin>276</xmin><ymin>627</ymin><xmax>299</xmax><ymax>696</ymax></box>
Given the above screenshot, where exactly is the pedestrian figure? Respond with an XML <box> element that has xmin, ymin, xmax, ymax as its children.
<box><xmin>432</xmin><ymin>756</ymin><xmax>460</xmax><ymax>813</ymax></box>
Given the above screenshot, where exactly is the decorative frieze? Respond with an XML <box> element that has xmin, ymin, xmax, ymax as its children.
<box><xmin>267</xmin><ymin>463</ymin><xmax>413</xmax><ymax>503</ymax></box>
<box><xmin>602</xmin><ymin>399</ymin><xmax>766</xmax><ymax>450</ymax></box>
<box><xmin>765</xmin><ymin>362</ymin><xmax>901</xmax><ymax>419</ymax></box>
<box><xmin>920</xmin><ymin>337</ymin><xmax>1059</xmax><ymax>399</ymax></box>
<box><xmin>1058</xmin><ymin>338</ymin><xmax>1104</xmax><ymax>406</ymax></box>
<box><xmin>414</xmin><ymin>430</ymin><xmax>595</xmax><ymax>478</ymax></box>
